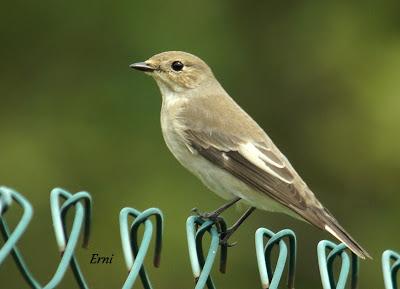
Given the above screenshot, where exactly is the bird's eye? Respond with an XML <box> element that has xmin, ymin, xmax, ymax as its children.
<box><xmin>171</xmin><ymin>61</ymin><xmax>184</xmax><ymax>71</ymax></box>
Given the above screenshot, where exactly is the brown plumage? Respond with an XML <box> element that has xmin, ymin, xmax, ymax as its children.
<box><xmin>131</xmin><ymin>51</ymin><xmax>371</xmax><ymax>259</ymax></box>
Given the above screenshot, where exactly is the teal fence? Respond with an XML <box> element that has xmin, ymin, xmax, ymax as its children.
<box><xmin>0</xmin><ymin>186</ymin><xmax>398</xmax><ymax>289</ymax></box>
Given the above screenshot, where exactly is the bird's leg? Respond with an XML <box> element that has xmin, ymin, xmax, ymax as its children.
<box><xmin>192</xmin><ymin>197</ymin><xmax>241</xmax><ymax>221</ymax></box>
<box><xmin>220</xmin><ymin>207</ymin><xmax>256</xmax><ymax>246</ymax></box>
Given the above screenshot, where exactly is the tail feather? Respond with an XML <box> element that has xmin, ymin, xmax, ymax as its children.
<box><xmin>322</xmin><ymin>212</ymin><xmax>372</xmax><ymax>259</ymax></box>
<box><xmin>297</xmin><ymin>205</ymin><xmax>372</xmax><ymax>259</ymax></box>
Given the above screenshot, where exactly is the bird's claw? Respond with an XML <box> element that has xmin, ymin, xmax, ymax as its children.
<box><xmin>219</xmin><ymin>229</ymin><xmax>238</xmax><ymax>247</ymax></box>
<box><xmin>191</xmin><ymin>207</ymin><xmax>221</xmax><ymax>221</ymax></box>
<box><xmin>191</xmin><ymin>207</ymin><xmax>238</xmax><ymax>247</ymax></box>
<box><xmin>219</xmin><ymin>239</ymin><xmax>238</xmax><ymax>247</ymax></box>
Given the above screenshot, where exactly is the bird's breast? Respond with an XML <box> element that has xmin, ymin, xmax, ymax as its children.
<box><xmin>160</xmin><ymin>104</ymin><xmax>192</xmax><ymax>166</ymax></box>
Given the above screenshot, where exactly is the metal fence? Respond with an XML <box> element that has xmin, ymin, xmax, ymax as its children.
<box><xmin>0</xmin><ymin>186</ymin><xmax>398</xmax><ymax>289</ymax></box>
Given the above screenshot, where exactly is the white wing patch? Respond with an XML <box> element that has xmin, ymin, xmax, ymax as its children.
<box><xmin>239</xmin><ymin>142</ymin><xmax>291</xmax><ymax>184</ymax></box>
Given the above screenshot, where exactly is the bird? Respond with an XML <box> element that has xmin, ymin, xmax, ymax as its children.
<box><xmin>130</xmin><ymin>51</ymin><xmax>371</xmax><ymax>259</ymax></box>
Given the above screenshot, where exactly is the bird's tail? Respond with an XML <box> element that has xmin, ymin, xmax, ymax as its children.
<box><xmin>321</xmin><ymin>209</ymin><xmax>372</xmax><ymax>259</ymax></box>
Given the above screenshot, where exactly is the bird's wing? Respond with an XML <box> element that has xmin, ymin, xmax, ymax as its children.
<box><xmin>184</xmin><ymin>129</ymin><xmax>318</xmax><ymax>216</ymax></box>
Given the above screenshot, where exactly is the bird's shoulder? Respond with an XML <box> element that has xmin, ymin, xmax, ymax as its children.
<box><xmin>177</xmin><ymin>92</ymin><xmax>268</xmax><ymax>143</ymax></box>
<box><xmin>176</xmin><ymin>92</ymin><xmax>298</xmax><ymax>178</ymax></box>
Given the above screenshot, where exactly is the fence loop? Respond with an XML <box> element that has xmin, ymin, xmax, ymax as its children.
<box><xmin>382</xmin><ymin>249</ymin><xmax>400</xmax><ymax>289</ymax></box>
<box><xmin>317</xmin><ymin>240</ymin><xmax>359</xmax><ymax>289</ymax></box>
<box><xmin>186</xmin><ymin>216</ymin><xmax>229</xmax><ymax>289</ymax></box>
<box><xmin>0</xmin><ymin>187</ymin><xmax>33</xmax><ymax>266</ymax></box>
<box><xmin>0</xmin><ymin>186</ymin><xmax>13</xmax><ymax>215</ymax></box>
<box><xmin>119</xmin><ymin>207</ymin><xmax>163</xmax><ymax>289</ymax></box>
<box><xmin>50</xmin><ymin>188</ymin><xmax>92</xmax><ymax>252</ymax></box>
<box><xmin>48</xmin><ymin>188</ymin><xmax>93</xmax><ymax>289</ymax></box>
<box><xmin>255</xmin><ymin>228</ymin><xmax>297</xmax><ymax>289</ymax></box>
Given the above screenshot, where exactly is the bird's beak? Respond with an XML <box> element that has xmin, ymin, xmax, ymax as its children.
<box><xmin>129</xmin><ymin>62</ymin><xmax>156</xmax><ymax>72</ymax></box>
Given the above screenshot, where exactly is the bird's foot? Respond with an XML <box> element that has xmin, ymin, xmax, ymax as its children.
<box><xmin>219</xmin><ymin>228</ymin><xmax>238</xmax><ymax>247</ymax></box>
<box><xmin>191</xmin><ymin>207</ymin><xmax>222</xmax><ymax>222</ymax></box>
<box><xmin>191</xmin><ymin>207</ymin><xmax>238</xmax><ymax>246</ymax></box>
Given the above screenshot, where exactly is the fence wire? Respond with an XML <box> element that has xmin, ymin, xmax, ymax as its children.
<box><xmin>0</xmin><ymin>186</ymin><xmax>398</xmax><ymax>289</ymax></box>
<box><xmin>382</xmin><ymin>250</ymin><xmax>400</xmax><ymax>289</ymax></box>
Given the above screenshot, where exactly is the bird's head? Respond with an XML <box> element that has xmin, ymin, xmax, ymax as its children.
<box><xmin>130</xmin><ymin>51</ymin><xmax>214</xmax><ymax>93</ymax></box>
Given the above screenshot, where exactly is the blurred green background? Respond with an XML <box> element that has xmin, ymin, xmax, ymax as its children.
<box><xmin>1</xmin><ymin>1</ymin><xmax>399</xmax><ymax>288</ymax></box>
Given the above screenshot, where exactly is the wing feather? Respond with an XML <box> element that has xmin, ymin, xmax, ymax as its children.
<box><xmin>185</xmin><ymin>129</ymin><xmax>310</xmax><ymax>212</ymax></box>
